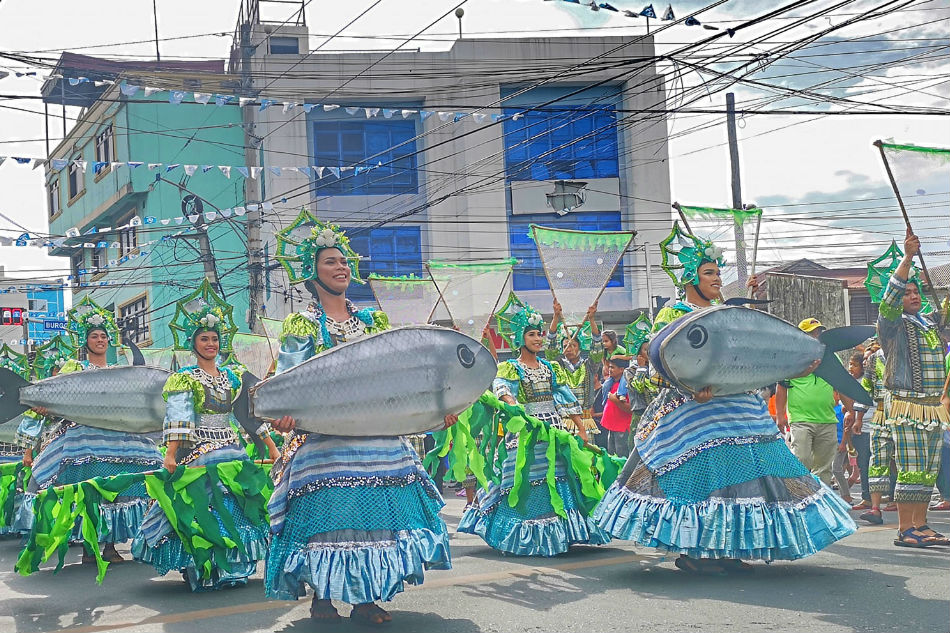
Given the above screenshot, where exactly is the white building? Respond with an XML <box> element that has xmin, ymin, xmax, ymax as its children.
<box><xmin>232</xmin><ymin>13</ymin><xmax>675</xmax><ymax>326</ymax></box>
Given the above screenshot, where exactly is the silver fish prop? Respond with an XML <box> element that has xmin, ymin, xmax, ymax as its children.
<box><xmin>0</xmin><ymin>366</ymin><xmax>173</xmax><ymax>433</ymax></box>
<box><xmin>246</xmin><ymin>325</ymin><xmax>497</xmax><ymax>436</ymax></box>
<box><xmin>650</xmin><ymin>306</ymin><xmax>874</xmax><ymax>406</ymax></box>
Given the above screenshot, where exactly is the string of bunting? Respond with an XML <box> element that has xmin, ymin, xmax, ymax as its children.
<box><xmin>555</xmin><ymin>2</ymin><xmax>718</xmax><ymax>29</ymax></box>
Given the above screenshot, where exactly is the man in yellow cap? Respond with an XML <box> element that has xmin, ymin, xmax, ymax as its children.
<box><xmin>775</xmin><ymin>318</ymin><xmax>843</xmax><ymax>486</ymax></box>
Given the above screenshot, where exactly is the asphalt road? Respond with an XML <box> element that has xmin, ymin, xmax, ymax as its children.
<box><xmin>0</xmin><ymin>496</ymin><xmax>947</xmax><ymax>633</ymax></box>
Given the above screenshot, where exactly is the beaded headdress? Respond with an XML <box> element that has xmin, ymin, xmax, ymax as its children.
<box><xmin>509</xmin><ymin>305</ymin><xmax>545</xmax><ymax>350</ymax></box>
<box><xmin>623</xmin><ymin>313</ymin><xmax>653</xmax><ymax>355</ymax></box>
<box><xmin>864</xmin><ymin>240</ymin><xmax>931</xmax><ymax>312</ymax></box>
<box><xmin>32</xmin><ymin>335</ymin><xmax>77</xmax><ymax>379</ymax></box>
<box><xmin>0</xmin><ymin>344</ymin><xmax>29</xmax><ymax>379</ymax></box>
<box><xmin>66</xmin><ymin>296</ymin><xmax>120</xmax><ymax>347</ymax></box>
<box><xmin>659</xmin><ymin>222</ymin><xmax>726</xmax><ymax>289</ymax></box>
<box><xmin>275</xmin><ymin>209</ymin><xmax>363</xmax><ymax>286</ymax></box>
<box><xmin>168</xmin><ymin>279</ymin><xmax>238</xmax><ymax>352</ymax></box>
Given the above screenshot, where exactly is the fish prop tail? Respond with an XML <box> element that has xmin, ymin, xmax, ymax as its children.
<box><xmin>814</xmin><ymin>324</ymin><xmax>876</xmax><ymax>406</ymax></box>
<box><xmin>0</xmin><ymin>368</ymin><xmax>30</xmax><ymax>422</ymax></box>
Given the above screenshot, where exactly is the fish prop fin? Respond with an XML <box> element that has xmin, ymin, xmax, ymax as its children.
<box><xmin>0</xmin><ymin>368</ymin><xmax>30</xmax><ymax>423</ymax></box>
<box><xmin>128</xmin><ymin>341</ymin><xmax>146</xmax><ymax>366</ymax></box>
<box><xmin>813</xmin><ymin>347</ymin><xmax>873</xmax><ymax>407</ymax></box>
<box><xmin>819</xmin><ymin>325</ymin><xmax>876</xmax><ymax>353</ymax></box>
<box><xmin>232</xmin><ymin>371</ymin><xmax>269</xmax><ymax>459</ymax></box>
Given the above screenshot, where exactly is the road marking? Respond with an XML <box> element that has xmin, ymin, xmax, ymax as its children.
<box><xmin>58</xmin><ymin>553</ymin><xmax>648</xmax><ymax>633</ymax></box>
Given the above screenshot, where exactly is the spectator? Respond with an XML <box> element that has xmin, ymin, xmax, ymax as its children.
<box><xmin>848</xmin><ymin>351</ymin><xmax>873</xmax><ymax>511</ymax></box>
<box><xmin>775</xmin><ymin>318</ymin><xmax>852</xmax><ymax>486</ymax></box>
<box><xmin>832</xmin><ymin>399</ymin><xmax>853</xmax><ymax>503</ymax></box>
<box><xmin>617</xmin><ymin>337</ymin><xmax>656</xmax><ymax>454</ymax></box>
<box><xmin>600</xmin><ymin>355</ymin><xmax>633</xmax><ymax>456</ymax></box>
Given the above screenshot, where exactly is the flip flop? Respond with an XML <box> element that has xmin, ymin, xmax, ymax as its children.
<box><xmin>893</xmin><ymin>527</ymin><xmax>934</xmax><ymax>548</ymax></box>
<box><xmin>859</xmin><ymin>509</ymin><xmax>883</xmax><ymax>525</ymax></box>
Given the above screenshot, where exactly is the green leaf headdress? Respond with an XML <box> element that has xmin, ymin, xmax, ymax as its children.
<box><xmin>507</xmin><ymin>305</ymin><xmax>545</xmax><ymax>350</ymax></box>
<box><xmin>275</xmin><ymin>209</ymin><xmax>363</xmax><ymax>286</ymax></box>
<box><xmin>556</xmin><ymin>321</ymin><xmax>593</xmax><ymax>351</ymax></box>
<box><xmin>32</xmin><ymin>335</ymin><xmax>77</xmax><ymax>379</ymax></box>
<box><xmin>659</xmin><ymin>221</ymin><xmax>726</xmax><ymax>289</ymax></box>
<box><xmin>168</xmin><ymin>279</ymin><xmax>238</xmax><ymax>352</ymax></box>
<box><xmin>494</xmin><ymin>291</ymin><xmax>527</xmax><ymax>350</ymax></box>
<box><xmin>623</xmin><ymin>313</ymin><xmax>653</xmax><ymax>355</ymax></box>
<box><xmin>0</xmin><ymin>344</ymin><xmax>29</xmax><ymax>379</ymax></box>
<box><xmin>66</xmin><ymin>296</ymin><xmax>120</xmax><ymax>348</ymax></box>
<box><xmin>865</xmin><ymin>240</ymin><xmax>932</xmax><ymax>313</ymax></box>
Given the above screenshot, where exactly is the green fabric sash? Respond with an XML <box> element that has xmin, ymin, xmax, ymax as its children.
<box><xmin>0</xmin><ymin>461</ymin><xmax>29</xmax><ymax>527</ymax></box>
<box><xmin>15</xmin><ymin>460</ymin><xmax>272</xmax><ymax>584</ymax></box>
<box><xmin>425</xmin><ymin>392</ymin><xmax>625</xmax><ymax>518</ymax></box>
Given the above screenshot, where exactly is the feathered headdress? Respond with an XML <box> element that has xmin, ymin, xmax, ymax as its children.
<box><xmin>168</xmin><ymin>279</ymin><xmax>238</xmax><ymax>352</ymax></box>
<box><xmin>864</xmin><ymin>240</ymin><xmax>931</xmax><ymax>313</ymax></box>
<box><xmin>66</xmin><ymin>296</ymin><xmax>120</xmax><ymax>347</ymax></box>
<box><xmin>555</xmin><ymin>321</ymin><xmax>593</xmax><ymax>352</ymax></box>
<box><xmin>659</xmin><ymin>222</ymin><xmax>726</xmax><ymax>288</ymax></box>
<box><xmin>275</xmin><ymin>209</ymin><xmax>363</xmax><ymax>286</ymax></box>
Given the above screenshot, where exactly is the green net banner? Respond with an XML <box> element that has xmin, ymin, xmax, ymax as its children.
<box><xmin>427</xmin><ymin>259</ymin><xmax>515</xmax><ymax>341</ymax></box>
<box><xmin>677</xmin><ymin>204</ymin><xmax>762</xmax><ymax>224</ymax></box>
<box><xmin>368</xmin><ymin>274</ymin><xmax>442</xmax><ymax>327</ymax></box>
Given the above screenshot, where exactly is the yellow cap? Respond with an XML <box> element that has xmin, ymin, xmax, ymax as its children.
<box><xmin>798</xmin><ymin>318</ymin><xmax>824</xmax><ymax>333</ymax></box>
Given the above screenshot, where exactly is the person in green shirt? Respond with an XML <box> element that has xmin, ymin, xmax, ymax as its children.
<box><xmin>776</xmin><ymin>318</ymin><xmax>852</xmax><ymax>486</ymax></box>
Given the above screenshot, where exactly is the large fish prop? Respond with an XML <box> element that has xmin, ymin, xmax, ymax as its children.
<box><xmin>241</xmin><ymin>325</ymin><xmax>497</xmax><ymax>436</ymax></box>
<box><xmin>650</xmin><ymin>306</ymin><xmax>875</xmax><ymax>406</ymax></box>
<box><xmin>0</xmin><ymin>326</ymin><xmax>496</xmax><ymax>437</ymax></box>
<box><xmin>0</xmin><ymin>366</ymin><xmax>172</xmax><ymax>433</ymax></box>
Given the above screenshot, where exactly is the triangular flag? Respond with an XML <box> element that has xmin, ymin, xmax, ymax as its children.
<box><xmin>282</xmin><ymin>102</ymin><xmax>297</xmax><ymax>113</ymax></box>
<box><xmin>144</xmin><ymin>86</ymin><xmax>162</xmax><ymax>97</ymax></box>
<box><xmin>401</xmin><ymin>110</ymin><xmax>417</xmax><ymax>119</ymax></box>
<box><xmin>420</xmin><ymin>111</ymin><xmax>434</xmax><ymax>121</ymax></box>
<box><xmin>685</xmin><ymin>16</ymin><xmax>700</xmax><ymax>26</ymax></box>
<box><xmin>127</xmin><ymin>161</ymin><xmax>143</xmax><ymax>169</ymax></box>
<box><xmin>268</xmin><ymin>166</ymin><xmax>283</xmax><ymax>177</ymax></box>
<box><xmin>120</xmin><ymin>83</ymin><xmax>141</xmax><ymax>97</ymax></box>
<box><xmin>661</xmin><ymin>4</ymin><xmax>674</xmax><ymax>20</ymax></box>
<box><xmin>183</xmin><ymin>165</ymin><xmax>198</xmax><ymax>176</ymax></box>
<box><xmin>296</xmin><ymin>166</ymin><xmax>311</xmax><ymax>177</ymax></box>
<box><xmin>239</xmin><ymin>97</ymin><xmax>254</xmax><ymax>107</ymax></box>
<box><xmin>260</xmin><ymin>99</ymin><xmax>276</xmax><ymax>111</ymax></box>
<box><xmin>323</xmin><ymin>104</ymin><xmax>340</xmax><ymax>111</ymax></box>
<box><xmin>250</xmin><ymin>166</ymin><xmax>263</xmax><ymax>179</ymax></box>
<box><xmin>194</xmin><ymin>92</ymin><xmax>212</xmax><ymax>105</ymax></box>
<box><xmin>327</xmin><ymin>167</ymin><xmax>340</xmax><ymax>178</ymax></box>
<box><xmin>236</xmin><ymin>167</ymin><xmax>250</xmax><ymax>178</ymax></box>
<box><xmin>169</xmin><ymin>91</ymin><xmax>186</xmax><ymax>105</ymax></box>
<box><xmin>214</xmin><ymin>95</ymin><xmax>233</xmax><ymax>107</ymax></box>
<box><xmin>219</xmin><ymin>165</ymin><xmax>231</xmax><ymax>178</ymax></box>
<box><xmin>345</xmin><ymin>107</ymin><xmax>360</xmax><ymax>116</ymax></box>
<box><xmin>365</xmin><ymin>107</ymin><xmax>380</xmax><ymax>118</ymax></box>
<box><xmin>640</xmin><ymin>4</ymin><xmax>656</xmax><ymax>18</ymax></box>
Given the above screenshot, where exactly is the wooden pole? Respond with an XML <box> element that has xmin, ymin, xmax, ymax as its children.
<box><xmin>873</xmin><ymin>140</ymin><xmax>945</xmax><ymax>326</ymax></box>
<box><xmin>747</xmin><ymin>211</ymin><xmax>763</xmax><ymax>300</ymax></box>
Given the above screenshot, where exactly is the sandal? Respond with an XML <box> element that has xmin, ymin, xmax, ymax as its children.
<box><xmin>883</xmin><ymin>503</ymin><xmax>898</xmax><ymax>512</ymax></box>
<box><xmin>351</xmin><ymin>603</ymin><xmax>392</xmax><ymax>627</ymax></box>
<box><xmin>859</xmin><ymin>508</ymin><xmax>883</xmax><ymax>525</ymax></box>
<box><xmin>914</xmin><ymin>525</ymin><xmax>950</xmax><ymax>546</ymax></box>
<box><xmin>893</xmin><ymin>527</ymin><xmax>934</xmax><ymax>548</ymax></box>
<box><xmin>851</xmin><ymin>500</ymin><xmax>872</xmax><ymax>511</ymax></box>
<box><xmin>674</xmin><ymin>556</ymin><xmax>727</xmax><ymax>577</ymax></box>
<box><xmin>310</xmin><ymin>599</ymin><xmax>341</xmax><ymax>622</ymax></box>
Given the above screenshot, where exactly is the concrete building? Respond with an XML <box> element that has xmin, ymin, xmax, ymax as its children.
<box><xmin>41</xmin><ymin>53</ymin><xmax>250</xmax><ymax>348</ymax></box>
<box><xmin>0</xmin><ymin>267</ymin><xmax>29</xmax><ymax>352</ymax></box>
<box><xmin>230</xmin><ymin>8</ymin><xmax>675</xmax><ymax>325</ymax></box>
<box><xmin>26</xmin><ymin>285</ymin><xmax>66</xmax><ymax>344</ymax></box>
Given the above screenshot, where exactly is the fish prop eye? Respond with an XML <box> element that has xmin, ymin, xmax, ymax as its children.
<box><xmin>686</xmin><ymin>324</ymin><xmax>708</xmax><ymax>349</ymax></box>
<box><xmin>457</xmin><ymin>344</ymin><xmax>476</xmax><ymax>368</ymax></box>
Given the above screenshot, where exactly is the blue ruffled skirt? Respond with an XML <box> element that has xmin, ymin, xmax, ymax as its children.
<box><xmin>131</xmin><ymin>442</ymin><xmax>269</xmax><ymax>592</ymax></box>
<box><xmin>17</xmin><ymin>425</ymin><xmax>161</xmax><ymax>541</ymax></box>
<box><xmin>265</xmin><ymin>435</ymin><xmax>451</xmax><ymax>603</ymax></box>
<box><xmin>593</xmin><ymin>392</ymin><xmax>857</xmax><ymax>561</ymax></box>
<box><xmin>458</xmin><ymin>438</ymin><xmax>611</xmax><ymax>557</ymax></box>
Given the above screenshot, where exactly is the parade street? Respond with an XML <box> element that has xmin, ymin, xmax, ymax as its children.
<box><xmin>1</xmin><ymin>497</ymin><xmax>946</xmax><ymax>633</ymax></box>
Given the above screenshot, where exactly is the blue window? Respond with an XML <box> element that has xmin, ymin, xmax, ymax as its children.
<box><xmin>509</xmin><ymin>211</ymin><xmax>624</xmax><ymax>291</ymax></box>
<box><xmin>343</xmin><ymin>226</ymin><xmax>423</xmax><ymax>302</ymax></box>
<box><xmin>503</xmin><ymin>106</ymin><xmax>618</xmax><ymax>182</ymax></box>
<box><xmin>313</xmin><ymin>120</ymin><xmax>418</xmax><ymax>195</ymax></box>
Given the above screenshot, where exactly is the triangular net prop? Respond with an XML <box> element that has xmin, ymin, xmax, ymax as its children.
<box><xmin>368</xmin><ymin>275</ymin><xmax>442</xmax><ymax>327</ymax></box>
<box><xmin>427</xmin><ymin>259</ymin><xmax>515</xmax><ymax>342</ymax></box>
<box><xmin>675</xmin><ymin>204</ymin><xmax>763</xmax><ymax>300</ymax></box>
<box><xmin>879</xmin><ymin>142</ymin><xmax>950</xmax><ymax>290</ymax></box>
<box><xmin>530</xmin><ymin>225</ymin><xmax>635</xmax><ymax>326</ymax></box>
<box><xmin>865</xmin><ymin>241</ymin><xmax>934</xmax><ymax>315</ymax></box>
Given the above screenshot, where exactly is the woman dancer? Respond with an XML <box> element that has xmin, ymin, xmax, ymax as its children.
<box><xmin>132</xmin><ymin>281</ymin><xmax>270</xmax><ymax>590</ymax></box>
<box><xmin>458</xmin><ymin>304</ymin><xmax>612</xmax><ymax>556</ymax></box>
<box><xmin>594</xmin><ymin>223</ymin><xmax>856</xmax><ymax>574</ymax></box>
<box><xmin>15</xmin><ymin>297</ymin><xmax>163</xmax><ymax>562</ymax></box>
<box><xmin>265</xmin><ymin>212</ymin><xmax>454</xmax><ymax>627</ymax></box>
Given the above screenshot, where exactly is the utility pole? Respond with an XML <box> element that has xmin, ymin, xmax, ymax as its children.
<box><xmin>241</xmin><ymin>19</ymin><xmax>265</xmax><ymax>333</ymax></box>
<box><xmin>726</xmin><ymin>92</ymin><xmax>747</xmax><ymax>286</ymax></box>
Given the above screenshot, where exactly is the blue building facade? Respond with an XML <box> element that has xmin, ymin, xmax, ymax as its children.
<box><xmin>26</xmin><ymin>286</ymin><xmax>66</xmax><ymax>343</ymax></box>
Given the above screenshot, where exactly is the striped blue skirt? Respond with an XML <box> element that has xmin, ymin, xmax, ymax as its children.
<box><xmin>265</xmin><ymin>434</ymin><xmax>451</xmax><ymax>603</ymax></box>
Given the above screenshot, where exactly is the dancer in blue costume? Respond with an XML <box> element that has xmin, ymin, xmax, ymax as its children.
<box><xmin>15</xmin><ymin>298</ymin><xmax>163</xmax><ymax>562</ymax></box>
<box><xmin>132</xmin><ymin>281</ymin><xmax>271</xmax><ymax>591</ymax></box>
<box><xmin>458</xmin><ymin>304</ymin><xmax>612</xmax><ymax>556</ymax></box>
<box><xmin>594</xmin><ymin>223</ymin><xmax>856</xmax><ymax>574</ymax></box>
<box><xmin>265</xmin><ymin>211</ymin><xmax>455</xmax><ymax>627</ymax></box>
